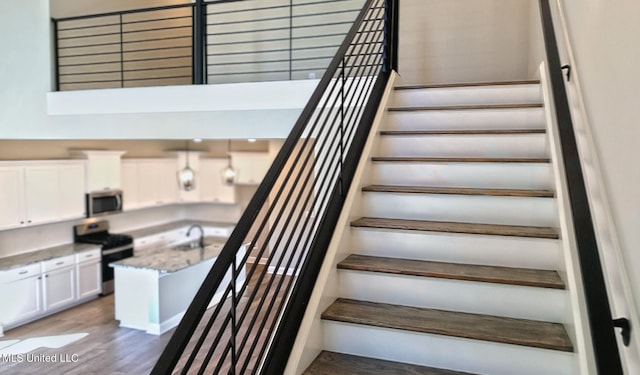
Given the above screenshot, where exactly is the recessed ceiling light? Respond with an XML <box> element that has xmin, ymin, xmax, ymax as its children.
<box><xmin>248</xmin><ymin>138</ymin><xmax>256</xmax><ymax>143</ymax></box>
<box><xmin>193</xmin><ymin>138</ymin><xmax>202</xmax><ymax>143</ymax></box>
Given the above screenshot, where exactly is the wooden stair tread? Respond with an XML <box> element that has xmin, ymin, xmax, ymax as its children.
<box><xmin>362</xmin><ymin>185</ymin><xmax>555</xmax><ymax>198</ymax></box>
<box><xmin>351</xmin><ymin>217</ymin><xmax>559</xmax><ymax>239</ymax></box>
<box><xmin>304</xmin><ymin>351</ymin><xmax>478</xmax><ymax>375</ymax></box>
<box><xmin>372</xmin><ymin>156</ymin><xmax>550</xmax><ymax>163</ymax></box>
<box><xmin>388</xmin><ymin>103</ymin><xmax>542</xmax><ymax>112</ymax></box>
<box><xmin>322</xmin><ymin>298</ymin><xmax>574</xmax><ymax>352</ymax></box>
<box><xmin>395</xmin><ymin>80</ymin><xmax>540</xmax><ymax>90</ymax></box>
<box><xmin>338</xmin><ymin>254</ymin><xmax>565</xmax><ymax>289</ymax></box>
<box><xmin>380</xmin><ymin>129</ymin><xmax>546</xmax><ymax>136</ymax></box>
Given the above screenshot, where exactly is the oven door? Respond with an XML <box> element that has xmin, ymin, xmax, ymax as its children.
<box><xmin>101</xmin><ymin>245</ymin><xmax>133</xmax><ymax>295</ymax></box>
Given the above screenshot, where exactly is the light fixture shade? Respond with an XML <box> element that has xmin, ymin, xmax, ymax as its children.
<box><xmin>222</xmin><ymin>164</ymin><xmax>236</xmax><ymax>186</ymax></box>
<box><xmin>178</xmin><ymin>166</ymin><xmax>196</xmax><ymax>191</ymax></box>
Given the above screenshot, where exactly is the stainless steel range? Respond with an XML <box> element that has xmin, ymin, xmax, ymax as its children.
<box><xmin>74</xmin><ymin>220</ymin><xmax>133</xmax><ymax>295</ymax></box>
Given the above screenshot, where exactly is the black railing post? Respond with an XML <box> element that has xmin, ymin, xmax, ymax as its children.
<box><xmin>382</xmin><ymin>0</ymin><xmax>399</xmax><ymax>72</ymax></box>
<box><xmin>52</xmin><ymin>19</ymin><xmax>60</xmax><ymax>91</ymax></box>
<box><xmin>193</xmin><ymin>0</ymin><xmax>205</xmax><ymax>84</ymax></box>
<box><xmin>538</xmin><ymin>0</ymin><xmax>624</xmax><ymax>373</ymax></box>
<box><xmin>119</xmin><ymin>14</ymin><xmax>124</xmax><ymax>88</ymax></box>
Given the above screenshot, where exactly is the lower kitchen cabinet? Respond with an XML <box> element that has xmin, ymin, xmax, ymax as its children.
<box><xmin>0</xmin><ymin>250</ymin><xmax>101</xmax><ymax>333</ymax></box>
<box><xmin>0</xmin><ymin>264</ymin><xmax>43</xmax><ymax>328</ymax></box>
<box><xmin>76</xmin><ymin>249</ymin><xmax>102</xmax><ymax>300</ymax></box>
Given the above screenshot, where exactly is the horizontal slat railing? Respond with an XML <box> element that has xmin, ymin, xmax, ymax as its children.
<box><xmin>151</xmin><ymin>0</ymin><xmax>396</xmax><ymax>373</ymax></box>
<box><xmin>52</xmin><ymin>0</ymin><xmax>367</xmax><ymax>90</ymax></box>
<box><xmin>538</xmin><ymin>0</ymin><xmax>625</xmax><ymax>373</ymax></box>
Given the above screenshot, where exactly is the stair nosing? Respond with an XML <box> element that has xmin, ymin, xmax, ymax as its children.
<box><xmin>371</xmin><ymin>156</ymin><xmax>551</xmax><ymax>163</ymax></box>
<box><xmin>338</xmin><ymin>254</ymin><xmax>565</xmax><ymax>289</ymax></box>
<box><xmin>362</xmin><ymin>185</ymin><xmax>555</xmax><ymax>198</ymax></box>
<box><xmin>322</xmin><ymin>298</ymin><xmax>574</xmax><ymax>352</ymax></box>
<box><xmin>351</xmin><ymin>217</ymin><xmax>559</xmax><ymax>239</ymax></box>
<box><xmin>380</xmin><ymin>129</ymin><xmax>546</xmax><ymax>136</ymax></box>
<box><xmin>388</xmin><ymin>103</ymin><xmax>543</xmax><ymax>112</ymax></box>
<box><xmin>394</xmin><ymin>80</ymin><xmax>541</xmax><ymax>90</ymax></box>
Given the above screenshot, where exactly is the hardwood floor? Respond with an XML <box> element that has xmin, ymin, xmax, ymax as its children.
<box><xmin>0</xmin><ymin>294</ymin><xmax>172</xmax><ymax>375</ymax></box>
<box><xmin>1</xmin><ymin>263</ymin><xmax>279</xmax><ymax>375</ymax></box>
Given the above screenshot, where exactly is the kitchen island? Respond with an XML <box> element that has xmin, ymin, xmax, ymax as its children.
<box><xmin>110</xmin><ymin>237</ymin><xmax>246</xmax><ymax>335</ymax></box>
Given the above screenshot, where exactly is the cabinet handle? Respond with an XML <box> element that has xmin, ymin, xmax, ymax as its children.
<box><xmin>85</xmin><ymin>254</ymin><xmax>93</xmax><ymax>258</ymax></box>
<box><xmin>18</xmin><ymin>270</ymin><xmax>28</xmax><ymax>275</ymax></box>
<box><xmin>38</xmin><ymin>276</ymin><xmax>41</xmax><ymax>280</ymax></box>
<box><xmin>56</xmin><ymin>261</ymin><xmax>64</xmax><ymax>265</ymax></box>
<box><xmin>20</xmin><ymin>221</ymin><xmax>24</xmax><ymax>224</ymax></box>
<box><xmin>28</xmin><ymin>220</ymin><xmax>32</xmax><ymax>223</ymax></box>
<box><xmin>45</xmin><ymin>275</ymin><xmax>49</xmax><ymax>278</ymax></box>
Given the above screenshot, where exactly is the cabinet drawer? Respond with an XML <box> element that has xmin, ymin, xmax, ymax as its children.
<box><xmin>76</xmin><ymin>249</ymin><xmax>101</xmax><ymax>264</ymax></box>
<box><xmin>0</xmin><ymin>263</ymin><xmax>41</xmax><ymax>284</ymax></box>
<box><xmin>42</xmin><ymin>254</ymin><xmax>75</xmax><ymax>272</ymax></box>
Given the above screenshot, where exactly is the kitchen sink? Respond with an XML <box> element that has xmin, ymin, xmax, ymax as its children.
<box><xmin>173</xmin><ymin>241</ymin><xmax>216</xmax><ymax>251</ymax></box>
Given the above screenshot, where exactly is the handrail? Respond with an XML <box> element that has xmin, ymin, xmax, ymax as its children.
<box><xmin>151</xmin><ymin>0</ymin><xmax>396</xmax><ymax>373</ymax></box>
<box><xmin>538</xmin><ymin>1</ymin><xmax>624</xmax><ymax>373</ymax></box>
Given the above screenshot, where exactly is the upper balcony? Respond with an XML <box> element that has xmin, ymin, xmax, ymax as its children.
<box><xmin>46</xmin><ymin>0</ymin><xmax>366</xmax><ymax>137</ymax></box>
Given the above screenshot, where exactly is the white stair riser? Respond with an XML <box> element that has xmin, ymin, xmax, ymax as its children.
<box><xmin>386</xmin><ymin>108</ymin><xmax>544</xmax><ymax>131</ymax></box>
<box><xmin>361</xmin><ymin>192</ymin><xmax>558</xmax><ymax>227</ymax></box>
<box><xmin>338</xmin><ymin>270</ymin><xmax>566</xmax><ymax>322</ymax></box>
<box><xmin>393</xmin><ymin>85</ymin><xmax>541</xmax><ymax>107</ymax></box>
<box><xmin>323</xmin><ymin>322</ymin><xmax>573</xmax><ymax>375</ymax></box>
<box><xmin>351</xmin><ymin>228</ymin><xmax>560</xmax><ymax>270</ymax></box>
<box><xmin>377</xmin><ymin>134</ymin><xmax>548</xmax><ymax>158</ymax></box>
<box><xmin>371</xmin><ymin>162</ymin><xmax>553</xmax><ymax>190</ymax></box>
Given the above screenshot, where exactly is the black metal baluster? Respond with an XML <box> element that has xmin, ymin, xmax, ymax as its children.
<box><xmin>119</xmin><ymin>14</ymin><xmax>124</xmax><ymax>87</ymax></box>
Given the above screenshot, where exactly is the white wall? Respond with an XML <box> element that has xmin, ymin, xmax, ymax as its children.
<box><xmin>397</xmin><ymin>0</ymin><xmax>534</xmax><ymax>85</ymax></box>
<box><xmin>551</xmin><ymin>0</ymin><xmax>640</xmax><ymax>371</ymax></box>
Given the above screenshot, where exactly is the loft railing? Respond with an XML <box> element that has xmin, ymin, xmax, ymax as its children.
<box><xmin>538</xmin><ymin>0</ymin><xmax>627</xmax><ymax>373</ymax></box>
<box><xmin>151</xmin><ymin>0</ymin><xmax>396</xmax><ymax>373</ymax></box>
<box><xmin>51</xmin><ymin>0</ymin><xmax>366</xmax><ymax>91</ymax></box>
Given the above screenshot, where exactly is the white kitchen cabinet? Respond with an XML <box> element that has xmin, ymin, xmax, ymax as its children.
<box><xmin>200</xmin><ymin>159</ymin><xmax>236</xmax><ymax>203</ymax></box>
<box><xmin>0</xmin><ymin>166</ymin><xmax>25</xmax><ymax>229</ymax></box>
<box><xmin>24</xmin><ymin>165</ymin><xmax>60</xmax><ymax>224</ymax></box>
<box><xmin>42</xmin><ymin>255</ymin><xmax>77</xmax><ymax>312</ymax></box>
<box><xmin>79</xmin><ymin>151</ymin><xmax>126</xmax><ymax>192</ymax></box>
<box><xmin>120</xmin><ymin>161</ymin><xmax>140</xmax><ymax>210</ymax></box>
<box><xmin>0</xmin><ymin>162</ymin><xmax>86</xmax><ymax>230</ymax></box>
<box><xmin>134</xmin><ymin>159</ymin><xmax>178</xmax><ymax>208</ymax></box>
<box><xmin>76</xmin><ymin>249</ymin><xmax>102</xmax><ymax>300</ymax></box>
<box><xmin>58</xmin><ymin>163</ymin><xmax>86</xmax><ymax>219</ymax></box>
<box><xmin>0</xmin><ymin>264</ymin><xmax>43</xmax><ymax>328</ymax></box>
<box><xmin>230</xmin><ymin>152</ymin><xmax>271</xmax><ymax>185</ymax></box>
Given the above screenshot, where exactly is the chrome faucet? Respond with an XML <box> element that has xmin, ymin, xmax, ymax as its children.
<box><xmin>186</xmin><ymin>224</ymin><xmax>204</xmax><ymax>248</ymax></box>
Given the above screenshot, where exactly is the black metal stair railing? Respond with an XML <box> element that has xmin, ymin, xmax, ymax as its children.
<box><xmin>151</xmin><ymin>0</ymin><xmax>397</xmax><ymax>373</ymax></box>
<box><xmin>538</xmin><ymin>0</ymin><xmax>626</xmax><ymax>372</ymax></box>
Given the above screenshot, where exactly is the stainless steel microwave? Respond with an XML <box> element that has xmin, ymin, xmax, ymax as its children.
<box><xmin>86</xmin><ymin>189</ymin><xmax>123</xmax><ymax>217</ymax></box>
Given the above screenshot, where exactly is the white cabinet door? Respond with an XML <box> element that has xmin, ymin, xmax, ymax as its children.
<box><xmin>85</xmin><ymin>152</ymin><xmax>123</xmax><ymax>192</ymax></box>
<box><xmin>43</xmin><ymin>266</ymin><xmax>76</xmax><ymax>311</ymax></box>
<box><xmin>0</xmin><ymin>166</ymin><xmax>25</xmax><ymax>229</ymax></box>
<box><xmin>77</xmin><ymin>261</ymin><xmax>101</xmax><ymax>300</ymax></box>
<box><xmin>58</xmin><ymin>163</ymin><xmax>86</xmax><ymax>219</ymax></box>
<box><xmin>0</xmin><ymin>264</ymin><xmax>43</xmax><ymax>327</ymax></box>
<box><xmin>230</xmin><ymin>152</ymin><xmax>271</xmax><ymax>185</ymax></box>
<box><xmin>200</xmin><ymin>159</ymin><xmax>236</xmax><ymax>203</ymax></box>
<box><xmin>137</xmin><ymin>160</ymin><xmax>178</xmax><ymax>207</ymax></box>
<box><xmin>120</xmin><ymin>162</ymin><xmax>140</xmax><ymax>210</ymax></box>
<box><xmin>24</xmin><ymin>165</ymin><xmax>60</xmax><ymax>224</ymax></box>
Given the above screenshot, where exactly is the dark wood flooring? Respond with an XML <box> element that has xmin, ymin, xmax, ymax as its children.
<box><xmin>387</xmin><ymin>103</ymin><xmax>543</xmax><ymax>111</ymax></box>
<box><xmin>380</xmin><ymin>129</ymin><xmax>546</xmax><ymax>135</ymax></box>
<box><xmin>322</xmin><ymin>298</ymin><xmax>574</xmax><ymax>352</ymax></box>
<box><xmin>303</xmin><ymin>351</ymin><xmax>478</xmax><ymax>375</ymax></box>
<box><xmin>394</xmin><ymin>80</ymin><xmax>540</xmax><ymax>90</ymax></box>
<box><xmin>338</xmin><ymin>254</ymin><xmax>565</xmax><ymax>289</ymax></box>
<box><xmin>372</xmin><ymin>156</ymin><xmax>551</xmax><ymax>163</ymax></box>
<box><xmin>351</xmin><ymin>217</ymin><xmax>559</xmax><ymax>239</ymax></box>
<box><xmin>362</xmin><ymin>185</ymin><xmax>555</xmax><ymax>198</ymax></box>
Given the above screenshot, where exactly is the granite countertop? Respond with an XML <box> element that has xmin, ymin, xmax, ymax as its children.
<box><xmin>123</xmin><ymin>220</ymin><xmax>235</xmax><ymax>239</ymax></box>
<box><xmin>0</xmin><ymin>243</ymin><xmax>101</xmax><ymax>271</ymax></box>
<box><xmin>110</xmin><ymin>236</ymin><xmax>227</xmax><ymax>273</ymax></box>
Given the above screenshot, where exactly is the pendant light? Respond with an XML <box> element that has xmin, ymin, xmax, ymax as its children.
<box><xmin>222</xmin><ymin>139</ymin><xmax>236</xmax><ymax>186</ymax></box>
<box><xmin>178</xmin><ymin>140</ymin><xmax>196</xmax><ymax>191</ymax></box>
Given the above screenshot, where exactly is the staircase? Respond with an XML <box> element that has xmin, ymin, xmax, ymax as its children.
<box><xmin>302</xmin><ymin>81</ymin><xmax>575</xmax><ymax>374</ymax></box>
